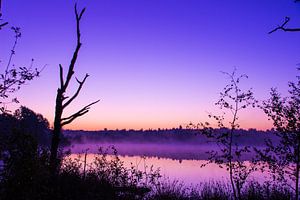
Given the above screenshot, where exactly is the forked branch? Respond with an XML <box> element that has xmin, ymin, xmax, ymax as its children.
<box><xmin>62</xmin><ymin>73</ymin><xmax>89</xmax><ymax>109</ymax></box>
<box><xmin>61</xmin><ymin>99</ymin><xmax>100</xmax><ymax>126</ymax></box>
<box><xmin>269</xmin><ymin>17</ymin><xmax>300</xmax><ymax>34</ymax></box>
<box><xmin>58</xmin><ymin>5</ymin><xmax>99</xmax><ymax>124</ymax></box>
<box><xmin>62</xmin><ymin>4</ymin><xmax>85</xmax><ymax>92</ymax></box>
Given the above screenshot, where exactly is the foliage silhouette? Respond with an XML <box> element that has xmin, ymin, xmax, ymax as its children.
<box><xmin>0</xmin><ymin>26</ymin><xmax>40</xmax><ymax>113</ymax></box>
<box><xmin>14</xmin><ymin>106</ymin><xmax>50</xmax><ymax>144</ymax></box>
<box><xmin>0</xmin><ymin>107</ymin><xmax>50</xmax><ymax>162</ymax></box>
<box><xmin>0</xmin><ymin>0</ymin><xmax>42</xmax><ymax>113</ymax></box>
<box><xmin>1</xmin><ymin>145</ymin><xmax>161</xmax><ymax>200</ymax></box>
<box><xmin>196</xmin><ymin>69</ymin><xmax>257</xmax><ymax>200</ymax></box>
<box><xmin>256</xmin><ymin>68</ymin><xmax>300</xmax><ymax>200</ymax></box>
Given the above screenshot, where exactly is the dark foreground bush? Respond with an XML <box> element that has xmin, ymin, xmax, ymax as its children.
<box><xmin>0</xmin><ymin>143</ymin><xmax>159</xmax><ymax>200</ymax></box>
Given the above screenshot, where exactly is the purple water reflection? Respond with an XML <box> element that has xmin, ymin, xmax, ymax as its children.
<box><xmin>67</xmin><ymin>142</ymin><xmax>270</xmax><ymax>185</ymax></box>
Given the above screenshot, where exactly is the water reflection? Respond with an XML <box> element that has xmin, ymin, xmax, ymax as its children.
<box><xmin>67</xmin><ymin>142</ymin><xmax>270</xmax><ymax>185</ymax></box>
<box><xmin>68</xmin><ymin>142</ymin><xmax>256</xmax><ymax>161</ymax></box>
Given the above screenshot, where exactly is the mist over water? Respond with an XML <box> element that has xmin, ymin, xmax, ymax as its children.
<box><xmin>67</xmin><ymin>141</ymin><xmax>271</xmax><ymax>185</ymax></box>
<box><xmin>65</xmin><ymin>128</ymin><xmax>275</xmax><ymax>160</ymax></box>
<box><xmin>63</xmin><ymin>129</ymin><xmax>281</xmax><ymax>185</ymax></box>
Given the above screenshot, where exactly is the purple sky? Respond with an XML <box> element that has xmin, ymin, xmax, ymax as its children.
<box><xmin>1</xmin><ymin>0</ymin><xmax>300</xmax><ymax>130</ymax></box>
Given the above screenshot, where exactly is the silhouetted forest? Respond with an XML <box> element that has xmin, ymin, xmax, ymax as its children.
<box><xmin>64</xmin><ymin>128</ymin><xmax>276</xmax><ymax>146</ymax></box>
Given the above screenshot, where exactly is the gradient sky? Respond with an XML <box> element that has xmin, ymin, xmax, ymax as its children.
<box><xmin>1</xmin><ymin>0</ymin><xmax>300</xmax><ymax>130</ymax></box>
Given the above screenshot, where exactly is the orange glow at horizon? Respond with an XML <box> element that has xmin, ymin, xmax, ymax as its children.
<box><xmin>16</xmin><ymin>89</ymin><xmax>273</xmax><ymax>132</ymax></box>
<box><xmin>58</xmin><ymin>109</ymin><xmax>273</xmax><ymax>131</ymax></box>
<box><xmin>63</xmin><ymin>121</ymin><xmax>273</xmax><ymax>131</ymax></box>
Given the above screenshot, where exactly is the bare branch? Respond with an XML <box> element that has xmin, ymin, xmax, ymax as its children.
<box><xmin>0</xmin><ymin>21</ymin><xmax>8</xmax><ymax>30</ymax></box>
<box><xmin>75</xmin><ymin>4</ymin><xmax>86</xmax><ymax>21</ymax></box>
<box><xmin>61</xmin><ymin>99</ymin><xmax>100</xmax><ymax>126</ymax></box>
<box><xmin>79</xmin><ymin>8</ymin><xmax>86</xmax><ymax>20</ymax></box>
<box><xmin>62</xmin><ymin>73</ymin><xmax>89</xmax><ymax>109</ymax></box>
<box><xmin>59</xmin><ymin>64</ymin><xmax>64</xmax><ymax>88</ymax></box>
<box><xmin>62</xmin><ymin>5</ymin><xmax>85</xmax><ymax>92</ymax></box>
<box><xmin>0</xmin><ymin>0</ymin><xmax>7</xmax><ymax>30</ymax></box>
<box><xmin>269</xmin><ymin>17</ymin><xmax>300</xmax><ymax>34</ymax></box>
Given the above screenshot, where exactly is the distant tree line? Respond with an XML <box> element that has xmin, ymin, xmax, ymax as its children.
<box><xmin>64</xmin><ymin>128</ymin><xmax>275</xmax><ymax>146</ymax></box>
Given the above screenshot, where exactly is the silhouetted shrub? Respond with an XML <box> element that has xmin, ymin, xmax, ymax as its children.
<box><xmin>0</xmin><ymin>130</ymin><xmax>52</xmax><ymax>200</ymax></box>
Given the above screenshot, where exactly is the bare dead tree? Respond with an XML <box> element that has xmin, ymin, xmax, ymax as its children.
<box><xmin>50</xmin><ymin>5</ymin><xmax>99</xmax><ymax>173</ymax></box>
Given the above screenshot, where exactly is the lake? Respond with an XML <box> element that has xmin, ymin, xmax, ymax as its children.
<box><xmin>67</xmin><ymin>142</ymin><xmax>269</xmax><ymax>186</ymax></box>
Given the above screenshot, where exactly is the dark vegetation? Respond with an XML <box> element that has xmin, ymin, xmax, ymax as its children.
<box><xmin>255</xmin><ymin>68</ymin><xmax>300</xmax><ymax>199</ymax></box>
<box><xmin>64</xmin><ymin>128</ymin><xmax>275</xmax><ymax>146</ymax></box>
<box><xmin>0</xmin><ymin>1</ymin><xmax>41</xmax><ymax>113</ymax></box>
<box><xmin>0</xmin><ymin>137</ymin><xmax>293</xmax><ymax>200</ymax></box>
<box><xmin>0</xmin><ymin>25</ymin><xmax>40</xmax><ymax>113</ymax></box>
<box><xmin>64</xmin><ymin>128</ymin><xmax>280</xmax><ymax>161</ymax></box>
<box><xmin>1</xmin><ymin>1</ymin><xmax>300</xmax><ymax>200</ymax></box>
<box><xmin>196</xmin><ymin>70</ymin><xmax>257</xmax><ymax>200</ymax></box>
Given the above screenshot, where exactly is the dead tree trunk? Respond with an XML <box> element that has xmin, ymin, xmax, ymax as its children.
<box><xmin>50</xmin><ymin>5</ymin><xmax>99</xmax><ymax>173</ymax></box>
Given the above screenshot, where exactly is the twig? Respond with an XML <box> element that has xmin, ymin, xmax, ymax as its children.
<box><xmin>269</xmin><ymin>17</ymin><xmax>300</xmax><ymax>34</ymax></box>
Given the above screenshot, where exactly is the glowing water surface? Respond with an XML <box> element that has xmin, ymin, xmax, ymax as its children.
<box><xmin>67</xmin><ymin>143</ymin><xmax>269</xmax><ymax>186</ymax></box>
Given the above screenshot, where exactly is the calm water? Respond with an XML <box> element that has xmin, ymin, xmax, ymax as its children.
<box><xmin>67</xmin><ymin>142</ymin><xmax>269</xmax><ymax>186</ymax></box>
